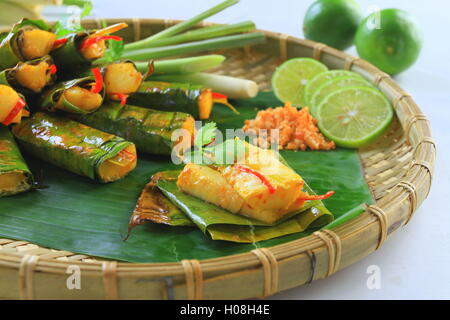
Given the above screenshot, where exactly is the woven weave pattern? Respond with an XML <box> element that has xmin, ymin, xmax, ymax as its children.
<box><xmin>0</xmin><ymin>18</ymin><xmax>435</xmax><ymax>300</ymax></box>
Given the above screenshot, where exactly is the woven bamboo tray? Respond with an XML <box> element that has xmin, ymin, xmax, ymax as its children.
<box><xmin>0</xmin><ymin>18</ymin><xmax>435</xmax><ymax>300</ymax></box>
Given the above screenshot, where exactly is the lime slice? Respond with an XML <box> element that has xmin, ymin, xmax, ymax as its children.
<box><xmin>304</xmin><ymin>70</ymin><xmax>363</xmax><ymax>105</ymax></box>
<box><xmin>272</xmin><ymin>58</ymin><xmax>328</xmax><ymax>106</ymax></box>
<box><xmin>310</xmin><ymin>76</ymin><xmax>372</xmax><ymax>117</ymax></box>
<box><xmin>317</xmin><ymin>86</ymin><xmax>393</xmax><ymax>148</ymax></box>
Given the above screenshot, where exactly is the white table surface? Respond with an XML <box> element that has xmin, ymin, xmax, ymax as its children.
<box><xmin>85</xmin><ymin>0</ymin><xmax>450</xmax><ymax>300</ymax></box>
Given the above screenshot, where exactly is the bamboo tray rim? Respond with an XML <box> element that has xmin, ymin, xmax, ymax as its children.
<box><xmin>0</xmin><ymin>18</ymin><xmax>436</xmax><ymax>300</ymax></box>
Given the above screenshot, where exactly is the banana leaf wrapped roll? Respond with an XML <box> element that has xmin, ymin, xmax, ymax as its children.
<box><xmin>127</xmin><ymin>81</ymin><xmax>213</xmax><ymax>120</ymax></box>
<box><xmin>74</xmin><ymin>60</ymin><xmax>144</xmax><ymax>101</ymax></box>
<box><xmin>0</xmin><ymin>84</ymin><xmax>29</xmax><ymax>126</ymax></box>
<box><xmin>0</xmin><ymin>55</ymin><xmax>57</xmax><ymax>94</ymax></box>
<box><xmin>0</xmin><ymin>126</ymin><xmax>33</xmax><ymax>197</ymax></box>
<box><xmin>12</xmin><ymin>112</ymin><xmax>137</xmax><ymax>183</ymax></box>
<box><xmin>77</xmin><ymin>101</ymin><xmax>195</xmax><ymax>156</ymax></box>
<box><xmin>39</xmin><ymin>76</ymin><xmax>105</xmax><ymax>115</ymax></box>
<box><xmin>51</xmin><ymin>23</ymin><xmax>126</xmax><ymax>73</ymax></box>
<box><xmin>0</xmin><ymin>19</ymin><xmax>56</xmax><ymax>70</ymax></box>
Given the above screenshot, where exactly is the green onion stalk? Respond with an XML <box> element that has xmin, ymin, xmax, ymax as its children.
<box><xmin>134</xmin><ymin>55</ymin><xmax>225</xmax><ymax>75</ymax></box>
<box><xmin>99</xmin><ymin>33</ymin><xmax>265</xmax><ymax>63</ymax></box>
<box><xmin>124</xmin><ymin>0</ymin><xmax>239</xmax><ymax>51</ymax></box>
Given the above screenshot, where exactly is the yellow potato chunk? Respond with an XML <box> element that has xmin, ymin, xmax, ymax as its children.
<box><xmin>97</xmin><ymin>144</ymin><xmax>137</xmax><ymax>183</ymax></box>
<box><xmin>58</xmin><ymin>86</ymin><xmax>103</xmax><ymax>112</ymax></box>
<box><xmin>104</xmin><ymin>62</ymin><xmax>143</xmax><ymax>95</ymax></box>
<box><xmin>20</xmin><ymin>29</ymin><xmax>56</xmax><ymax>60</ymax></box>
<box><xmin>15</xmin><ymin>61</ymin><xmax>51</xmax><ymax>92</ymax></box>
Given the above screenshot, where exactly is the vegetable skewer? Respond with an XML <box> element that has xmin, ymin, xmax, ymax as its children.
<box><xmin>12</xmin><ymin>112</ymin><xmax>137</xmax><ymax>183</ymax></box>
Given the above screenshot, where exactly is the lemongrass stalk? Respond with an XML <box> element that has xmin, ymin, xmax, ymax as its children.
<box><xmin>150</xmin><ymin>72</ymin><xmax>259</xmax><ymax>99</ymax></box>
<box><xmin>124</xmin><ymin>0</ymin><xmax>239</xmax><ymax>51</ymax></box>
<box><xmin>104</xmin><ymin>33</ymin><xmax>265</xmax><ymax>64</ymax></box>
<box><xmin>135</xmin><ymin>55</ymin><xmax>226</xmax><ymax>75</ymax></box>
<box><xmin>124</xmin><ymin>21</ymin><xmax>255</xmax><ymax>51</ymax></box>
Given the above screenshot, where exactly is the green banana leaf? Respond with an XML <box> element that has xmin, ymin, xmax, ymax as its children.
<box><xmin>50</xmin><ymin>32</ymin><xmax>91</xmax><ymax>73</ymax></box>
<box><xmin>0</xmin><ymin>92</ymin><xmax>374</xmax><ymax>262</ymax></box>
<box><xmin>0</xmin><ymin>126</ymin><xmax>33</xmax><ymax>197</ymax></box>
<box><xmin>0</xmin><ymin>55</ymin><xmax>56</xmax><ymax>94</ymax></box>
<box><xmin>39</xmin><ymin>77</ymin><xmax>105</xmax><ymax>114</ymax></box>
<box><xmin>76</xmin><ymin>101</ymin><xmax>193</xmax><ymax>155</ymax></box>
<box><xmin>0</xmin><ymin>19</ymin><xmax>51</xmax><ymax>70</ymax></box>
<box><xmin>127</xmin><ymin>81</ymin><xmax>204</xmax><ymax>118</ymax></box>
<box><xmin>153</xmin><ymin>170</ymin><xmax>332</xmax><ymax>243</ymax></box>
<box><xmin>12</xmin><ymin>112</ymin><xmax>133</xmax><ymax>183</ymax></box>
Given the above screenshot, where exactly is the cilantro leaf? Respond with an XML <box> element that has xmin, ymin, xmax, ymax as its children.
<box><xmin>205</xmin><ymin>139</ymin><xmax>247</xmax><ymax>165</ymax></box>
<box><xmin>194</xmin><ymin>122</ymin><xmax>217</xmax><ymax>148</ymax></box>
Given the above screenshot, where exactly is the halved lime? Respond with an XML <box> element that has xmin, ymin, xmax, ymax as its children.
<box><xmin>272</xmin><ymin>58</ymin><xmax>328</xmax><ymax>106</ymax></box>
<box><xmin>304</xmin><ymin>70</ymin><xmax>363</xmax><ymax>105</ymax></box>
<box><xmin>310</xmin><ymin>76</ymin><xmax>372</xmax><ymax>117</ymax></box>
<box><xmin>316</xmin><ymin>86</ymin><xmax>393</xmax><ymax>148</ymax></box>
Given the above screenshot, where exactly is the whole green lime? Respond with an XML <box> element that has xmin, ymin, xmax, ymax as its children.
<box><xmin>303</xmin><ymin>0</ymin><xmax>363</xmax><ymax>50</ymax></box>
<box><xmin>355</xmin><ymin>9</ymin><xmax>423</xmax><ymax>75</ymax></box>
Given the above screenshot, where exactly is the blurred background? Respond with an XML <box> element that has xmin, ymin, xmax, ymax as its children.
<box><xmin>2</xmin><ymin>0</ymin><xmax>448</xmax><ymax>299</ymax></box>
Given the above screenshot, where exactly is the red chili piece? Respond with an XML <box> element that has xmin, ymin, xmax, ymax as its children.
<box><xmin>111</xmin><ymin>93</ymin><xmax>128</xmax><ymax>105</ymax></box>
<box><xmin>298</xmin><ymin>191</ymin><xmax>335</xmax><ymax>201</ymax></box>
<box><xmin>2</xmin><ymin>97</ymin><xmax>26</xmax><ymax>126</ymax></box>
<box><xmin>48</xmin><ymin>64</ymin><xmax>57</xmax><ymax>75</ymax></box>
<box><xmin>234</xmin><ymin>165</ymin><xmax>276</xmax><ymax>194</ymax></box>
<box><xmin>52</xmin><ymin>38</ymin><xmax>68</xmax><ymax>49</ymax></box>
<box><xmin>80</xmin><ymin>35</ymin><xmax>122</xmax><ymax>50</ymax></box>
<box><xmin>90</xmin><ymin>68</ymin><xmax>103</xmax><ymax>93</ymax></box>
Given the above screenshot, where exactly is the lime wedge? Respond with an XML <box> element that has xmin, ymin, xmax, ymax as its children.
<box><xmin>304</xmin><ymin>70</ymin><xmax>363</xmax><ymax>105</ymax></box>
<box><xmin>310</xmin><ymin>76</ymin><xmax>372</xmax><ymax>117</ymax></box>
<box><xmin>272</xmin><ymin>58</ymin><xmax>328</xmax><ymax>106</ymax></box>
<box><xmin>317</xmin><ymin>86</ymin><xmax>393</xmax><ymax>148</ymax></box>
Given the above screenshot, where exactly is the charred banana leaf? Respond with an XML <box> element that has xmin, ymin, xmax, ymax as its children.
<box><xmin>127</xmin><ymin>81</ymin><xmax>213</xmax><ymax>119</ymax></box>
<box><xmin>12</xmin><ymin>112</ymin><xmax>137</xmax><ymax>183</ymax></box>
<box><xmin>0</xmin><ymin>126</ymin><xmax>33</xmax><ymax>197</ymax></box>
<box><xmin>77</xmin><ymin>101</ymin><xmax>195</xmax><ymax>155</ymax></box>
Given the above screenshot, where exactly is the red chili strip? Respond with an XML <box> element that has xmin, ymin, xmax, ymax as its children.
<box><xmin>110</xmin><ymin>92</ymin><xmax>128</xmax><ymax>105</ymax></box>
<box><xmin>234</xmin><ymin>165</ymin><xmax>276</xmax><ymax>194</ymax></box>
<box><xmin>52</xmin><ymin>37</ymin><xmax>68</xmax><ymax>49</ymax></box>
<box><xmin>298</xmin><ymin>191</ymin><xmax>335</xmax><ymax>201</ymax></box>
<box><xmin>90</xmin><ymin>68</ymin><xmax>103</xmax><ymax>93</ymax></box>
<box><xmin>2</xmin><ymin>97</ymin><xmax>26</xmax><ymax>126</ymax></box>
<box><xmin>212</xmin><ymin>92</ymin><xmax>228</xmax><ymax>100</ymax></box>
<box><xmin>80</xmin><ymin>35</ymin><xmax>122</xmax><ymax>50</ymax></box>
<box><xmin>119</xmin><ymin>149</ymin><xmax>136</xmax><ymax>162</ymax></box>
<box><xmin>48</xmin><ymin>64</ymin><xmax>57</xmax><ymax>75</ymax></box>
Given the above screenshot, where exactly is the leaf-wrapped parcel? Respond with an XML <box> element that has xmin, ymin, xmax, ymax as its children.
<box><xmin>12</xmin><ymin>112</ymin><xmax>136</xmax><ymax>183</ymax></box>
<box><xmin>129</xmin><ymin>170</ymin><xmax>333</xmax><ymax>243</ymax></box>
<box><xmin>127</xmin><ymin>81</ymin><xmax>211</xmax><ymax>119</ymax></box>
<box><xmin>0</xmin><ymin>126</ymin><xmax>33</xmax><ymax>197</ymax></box>
<box><xmin>77</xmin><ymin>101</ymin><xmax>194</xmax><ymax>156</ymax></box>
